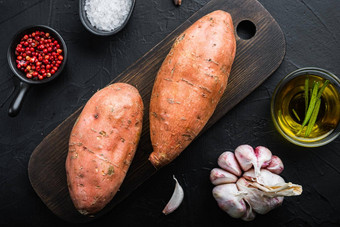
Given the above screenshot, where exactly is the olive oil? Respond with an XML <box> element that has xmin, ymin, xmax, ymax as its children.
<box><xmin>273</xmin><ymin>74</ymin><xmax>340</xmax><ymax>143</ymax></box>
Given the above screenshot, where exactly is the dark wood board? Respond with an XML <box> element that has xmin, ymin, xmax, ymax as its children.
<box><xmin>28</xmin><ymin>0</ymin><xmax>285</xmax><ymax>223</ymax></box>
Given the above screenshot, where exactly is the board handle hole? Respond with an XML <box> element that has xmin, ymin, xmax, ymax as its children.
<box><xmin>237</xmin><ymin>20</ymin><xmax>256</xmax><ymax>40</ymax></box>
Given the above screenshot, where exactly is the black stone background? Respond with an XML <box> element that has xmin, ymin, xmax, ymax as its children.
<box><xmin>0</xmin><ymin>0</ymin><xmax>339</xmax><ymax>226</ymax></box>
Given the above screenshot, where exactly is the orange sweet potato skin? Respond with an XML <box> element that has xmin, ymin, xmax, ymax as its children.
<box><xmin>65</xmin><ymin>83</ymin><xmax>143</xmax><ymax>215</ymax></box>
<box><xmin>149</xmin><ymin>10</ymin><xmax>236</xmax><ymax>168</ymax></box>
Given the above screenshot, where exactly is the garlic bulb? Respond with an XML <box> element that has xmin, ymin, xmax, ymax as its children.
<box><xmin>211</xmin><ymin>145</ymin><xmax>302</xmax><ymax>221</ymax></box>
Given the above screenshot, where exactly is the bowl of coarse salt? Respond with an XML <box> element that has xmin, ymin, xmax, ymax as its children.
<box><xmin>79</xmin><ymin>0</ymin><xmax>135</xmax><ymax>36</ymax></box>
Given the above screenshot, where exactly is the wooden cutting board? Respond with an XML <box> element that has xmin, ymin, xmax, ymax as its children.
<box><xmin>28</xmin><ymin>0</ymin><xmax>285</xmax><ymax>223</ymax></box>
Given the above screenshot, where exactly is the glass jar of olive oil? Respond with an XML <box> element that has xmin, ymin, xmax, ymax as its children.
<box><xmin>271</xmin><ymin>67</ymin><xmax>340</xmax><ymax>147</ymax></box>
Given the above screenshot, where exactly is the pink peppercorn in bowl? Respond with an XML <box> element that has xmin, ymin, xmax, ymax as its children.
<box><xmin>7</xmin><ymin>25</ymin><xmax>67</xmax><ymax>117</ymax></box>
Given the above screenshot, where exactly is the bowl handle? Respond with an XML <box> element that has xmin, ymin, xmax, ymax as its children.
<box><xmin>8</xmin><ymin>81</ymin><xmax>30</xmax><ymax>117</ymax></box>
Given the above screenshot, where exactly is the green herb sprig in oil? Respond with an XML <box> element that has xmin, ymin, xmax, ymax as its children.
<box><xmin>297</xmin><ymin>79</ymin><xmax>329</xmax><ymax>137</ymax></box>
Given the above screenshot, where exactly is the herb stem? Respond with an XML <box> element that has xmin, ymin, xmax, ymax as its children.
<box><xmin>292</xmin><ymin>108</ymin><xmax>301</xmax><ymax>122</ymax></box>
<box><xmin>305</xmin><ymin>98</ymin><xmax>321</xmax><ymax>137</ymax></box>
<box><xmin>298</xmin><ymin>81</ymin><xmax>319</xmax><ymax>135</ymax></box>
<box><xmin>317</xmin><ymin>80</ymin><xmax>330</xmax><ymax>99</ymax></box>
<box><xmin>305</xmin><ymin>76</ymin><xmax>309</xmax><ymax>114</ymax></box>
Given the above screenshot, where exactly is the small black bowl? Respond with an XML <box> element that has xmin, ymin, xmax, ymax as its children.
<box><xmin>7</xmin><ymin>25</ymin><xmax>67</xmax><ymax>117</ymax></box>
<box><xmin>79</xmin><ymin>0</ymin><xmax>135</xmax><ymax>36</ymax></box>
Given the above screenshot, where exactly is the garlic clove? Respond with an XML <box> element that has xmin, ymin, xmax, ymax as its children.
<box><xmin>210</xmin><ymin>168</ymin><xmax>238</xmax><ymax>185</ymax></box>
<box><xmin>241</xmin><ymin>200</ymin><xmax>256</xmax><ymax>221</ymax></box>
<box><xmin>266</xmin><ymin>155</ymin><xmax>284</xmax><ymax>174</ymax></box>
<box><xmin>254</xmin><ymin>146</ymin><xmax>272</xmax><ymax>177</ymax></box>
<box><xmin>249</xmin><ymin>190</ymin><xmax>283</xmax><ymax>215</ymax></box>
<box><xmin>235</xmin><ymin>145</ymin><xmax>257</xmax><ymax>172</ymax></box>
<box><xmin>212</xmin><ymin>184</ymin><xmax>247</xmax><ymax>218</ymax></box>
<box><xmin>243</xmin><ymin>169</ymin><xmax>285</xmax><ymax>186</ymax></box>
<box><xmin>218</xmin><ymin>151</ymin><xmax>242</xmax><ymax>176</ymax></box>
<box><xmin>162</xmin><ymin>175</ymin><xmax>184</xmax><ymax>215</ymax></box>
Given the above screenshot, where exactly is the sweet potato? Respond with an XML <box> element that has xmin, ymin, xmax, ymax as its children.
<box><xmin>149</xmin><ymin>10</ymin><xmax>236</xmax><ymax>168</ymax></box>
<box><xmin>65</xmin><ymin>83</ymin><xmax>143</xmax><ymax>215</ymax></box>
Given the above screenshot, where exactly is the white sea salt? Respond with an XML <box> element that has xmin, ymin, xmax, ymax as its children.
<box><xmin>84</xmin><ymin>0</ymin><xmax>132</xmax><ymax>32</ymax></box>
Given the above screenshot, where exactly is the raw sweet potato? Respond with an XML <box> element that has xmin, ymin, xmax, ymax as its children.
<box><xmin>65</xmin><ymin>83</ymin><xmax>144</xmax><ymax>215</ymax></box>
<box><xmin>149</xmin><ymin>10</ymin><xmax>236</xmax><ymax>168</ymax></box>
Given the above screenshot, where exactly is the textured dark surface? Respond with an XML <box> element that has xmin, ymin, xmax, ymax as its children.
<box><xmin>0</xmin><ymin>0</ymin><xmax>339</xmax><ymax>226</ymax></box>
